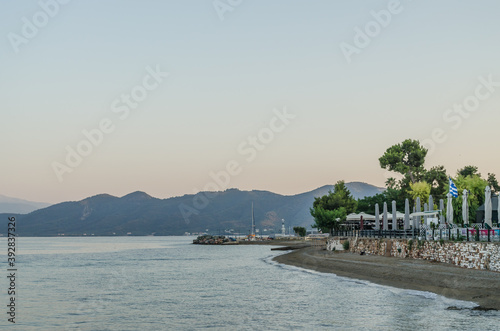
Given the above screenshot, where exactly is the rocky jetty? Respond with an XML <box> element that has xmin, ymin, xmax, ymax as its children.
<box><xmin>193</xmin><ymin>235</ymin><xmax>229</xmax><ymax>245</ymax></box>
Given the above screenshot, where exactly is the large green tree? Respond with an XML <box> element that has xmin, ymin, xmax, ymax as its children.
<box><xmin>379</xmin><ymin>139</ymin><xmax>428</xmax><ymax>184</ymax></box>
<box><xmin>311</xmin><ymin>181</ymin><xmax>357</xmax><ymax>213</ymax></box>
<box><xmin>310</xmin><ymin>207</ymin><xmax>347</xmax><ymax>233</ymax></box>
<box><xmin>310</xmin><ymin>180</ymin><xmax>357</xmax><ymax>233</ymax></box>
<box><xmin>378</xmin><ymin>139</ymin><xmax>431</xmax><ymax>210</ymax></box>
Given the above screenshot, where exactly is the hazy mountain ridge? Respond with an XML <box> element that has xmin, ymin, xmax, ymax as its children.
<box><xmin>0</xmin><ymin>194</ymin><xmax>51</xmax><ymax>214</ymax></box>
<box><xmin>0</xmin><ymin>182</ymin><xmax>384</xmax><ymax>236</ymax></box>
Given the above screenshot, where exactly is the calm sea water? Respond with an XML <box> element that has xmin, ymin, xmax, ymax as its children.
<box><xmin>1</xmin><ymin>236</ymin><xmax>498</xmax><ymax>330</ymax></box>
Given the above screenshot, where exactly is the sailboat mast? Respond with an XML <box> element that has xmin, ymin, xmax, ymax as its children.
<box><xmin>251</xmin><ymin>202</ymin><xmax>255</xmax><ymax>236</ymax></box>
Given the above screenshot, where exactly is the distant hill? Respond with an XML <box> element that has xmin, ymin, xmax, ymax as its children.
<box><xmin>1</xmin><ymin>182</ymin><xmax>384</xmax><ymax>236</ymax></box>
<box><xmin>0</xmin><ymin>194</ymin><xmax>51</xmax><ymax>214</ymax></box>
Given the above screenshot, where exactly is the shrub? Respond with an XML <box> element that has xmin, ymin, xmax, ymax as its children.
<box><xmin>343</xmin><ymin>240</ymin><xmax>350</xmax><ymax>251</ymax></box>
<box><xmin>293</xmin><ymin>226</ymin><xmax>307</xmax><ymax>237</ymax></box>
<box><xmin>408</xmin><ymin>239</ymin><xmax>413</xmax><ymax>251</ymax></box>
<box><xmin>439</xmin><ymin>239</ymin><xmax>444</xmax><ymax>246</ymax></box>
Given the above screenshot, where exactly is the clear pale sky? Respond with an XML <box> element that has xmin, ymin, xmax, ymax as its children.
<box><xmin>2</xmin><ymin>0</ymin><xmax>500</xmax><ymax>204</ymax></box>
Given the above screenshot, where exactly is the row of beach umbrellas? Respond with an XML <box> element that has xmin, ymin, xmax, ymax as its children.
<box><xmin>449</xmin><ymin>186</ymin><xmax>495</xmax><ymax>228</ymax></box>
<box><xmin>347</xmin><ymin>186</ymin><xmax>497</xmax><ymax>229</ymax></box>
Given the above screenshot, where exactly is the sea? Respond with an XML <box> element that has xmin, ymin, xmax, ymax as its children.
<box><xmin>1</xmin><ymin>236</ymin><xmax>499</xmax><ymax>330</ymax></box>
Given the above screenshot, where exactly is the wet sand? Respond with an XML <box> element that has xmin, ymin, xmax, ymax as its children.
<box><xmin>274</xmin><ymin>247</ymin><xmax>500</xmax><ymax>310</ymax></box>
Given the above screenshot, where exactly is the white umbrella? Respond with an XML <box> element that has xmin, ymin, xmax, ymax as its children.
<box><xmin>447</xmin><ymin>193</ymin><xmax>453</xmax><ymax>224</ymax></box>
<box><xmin>375</xmin><ymin>203</ymin><xmax>380</xmax><ymax>230</ymax></box>
<box><xmin>497</xmin><ymin>195</ymin><xmax>500</xmax><ymax>226</ymax></box>
<box><xmin>404</xmin><ymin>198</ymin><xmax>410</xmax><ymax>230</ymax></box>
<box><xmin>410</xmin><ymin>210</ymin><xmax>440</xmax><ymax>218</ymax></box>
<box><xmin>462</xmin><ymin>189</ymin><xmax>469</xmax><ymax>225</ymax></box>
<box><xmin>383</xmin><ymin>202</ymin><xmax>388</xmax><ymax>231</ymax></box>
<box><xmin>416</xmin><ymin>197</ymin><xmax>421</xmax><ymax>229</ymax></box>
<box><xmin>429</xmin><ymin>196</ymin><xmax>434</xmax><ymax>228</ymax></box>
<box><xmin>358</xmin><ymin>212</ymin><xmax>376</xmax><ymax>221</ymax></box>
<box><xmin>392</xmin><ymin>200</ymin><xmax>397</xmax><ymax>230</ymax></box>
<box><xmin>386</xmin><ymin>212</ymin><xmax>406</xmax><ymax>220</ymax></box>
<box><xmin>485</xmin><ymin>186</ymin><xmax>492</xmax><ymax>228</ymax></box>
<box><xmin>346</xmin><ymin>213</ymin><xmax>360</xmax><ymax>221</ymax></box>
<box><xmin>439</xmin><ymin>199</ymin><xmax>445</xmax><ymax>224</ymax></box>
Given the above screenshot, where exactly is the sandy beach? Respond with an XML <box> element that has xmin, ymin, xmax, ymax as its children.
<box><xmin>274</xmin><ymin>247</ymin><xmax>500</xmax><ymax>310</ymax></box>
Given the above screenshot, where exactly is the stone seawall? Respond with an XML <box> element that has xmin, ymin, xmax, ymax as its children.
<box><xmin>327</xmin><ymin>237</ymin><xmax>500</xmax><ymax>272</ymax></box>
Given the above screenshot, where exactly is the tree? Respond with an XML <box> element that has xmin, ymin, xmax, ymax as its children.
<box><xmin>423</xmin><ymin>165</ymin><xmax>448</xmax><ymax>201</ymax></box>
<box><xmin>487</xmin><ymin>173</ymin><xmax>500</xmax><ymax>192</ymax></box>
<box><xmin>357</xmin><ymin>193</ymin><xmax>386</xmax><ymax>214</ymax></box>
<box><xmin>385</xmin><ymin>177</ymin><xmax>399</xmax><ymax>190</ymax></box>
<box><xmin>310</xmin><ymin>207</ymin><xmax>346</xmax><ymax>233</ymax></box>
<box><xmin>448</xmin><ymin>174</ymin><xmax>488</xmax><ymax>223</ymax></box>
<box><xmin>357</xmin><ymin>188</ymin><xmax>405</xmax><ymax>214</ymax></box>
<box><xmin>310</xmin><ymin>180</ymin><xmax>357</xmax><ymax>233</ymax></box>
<box><xmin>408</xmin><ymin>181</ymin><xmax>431</xmax><ymax>203</ymax></box>
<box><xmin>293</xmin><ymin>226</ymin><xmax>306</xmax><ymax>237</ymax></box>
<box><xmin>384</xmin><ymin>188</ymin><xmax>406</xmax><ymax>210</ymax></box>
<box><xmin>379</xmin><ymin>139</ymin><xmax>428</xmax><ymax>184</ymax></box>
<box><xmin>311</xmin><ymin>181</ymin><xmax>357</xmax><ymax>214</ymax></box>
<box><xmin>457</xmin><ymin>165</ymin><xmax>480</xmax><ymax>178</ymax></box>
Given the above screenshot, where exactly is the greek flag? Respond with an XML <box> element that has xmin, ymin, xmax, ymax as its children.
<box><xmin>449</xmin><ymin>177</ymin><xmax>458</xmax><ymax>198</ymax></box>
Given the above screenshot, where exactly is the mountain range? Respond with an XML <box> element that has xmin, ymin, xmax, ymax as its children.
<box><xmin>0</xmin><ymin>194</ymin><xmax>51</xmax><ymax>214</ymax></box>
<box><xmin>1</xmin><ymin>182</ymin><xmax>384</xmax><ymax>236</ymax></box>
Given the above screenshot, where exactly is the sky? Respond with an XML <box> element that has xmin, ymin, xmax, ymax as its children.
<box><xmin>2</xmin><ymin>0</ymin><xmax>500</xmax><ymax>204</ymax></box>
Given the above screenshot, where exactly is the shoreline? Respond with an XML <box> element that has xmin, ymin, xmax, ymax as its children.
<box><xmin>273</xmin><ymin>247</ymin><xmax>500</xmax><ymax>310</ymax></box>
